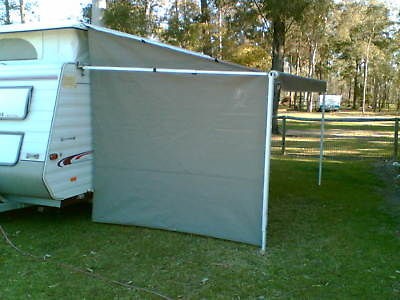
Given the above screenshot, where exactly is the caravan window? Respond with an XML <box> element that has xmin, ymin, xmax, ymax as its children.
<box><xmin>0</xmin><ymin>38</ymin><xmax>37</xmax><ymax>61</ymax></box>
<box><xmin>0</xmin><ymin>132</ymin><xmax>23</xmax><ymax>166</ymax></box>
<box><xmin>0</xmin><ymin>87</ymin><xmax>33</xmax><ymax>120</ymax></box>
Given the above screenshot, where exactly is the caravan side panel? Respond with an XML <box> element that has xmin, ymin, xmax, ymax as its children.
<box><xmin>0</xmin><ymin>65</ymin><xmax>60</xmax><ymax>198</ymax></box>
<box><xmin>43</xmin><ymin>63</ymin><xmax>92</xmax><ymax>200</ymax></box>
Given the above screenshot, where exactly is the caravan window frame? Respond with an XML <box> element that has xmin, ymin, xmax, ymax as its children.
<box><xmin>0</xmin><ymin>86</ymin><xmax>33</xmax><ymax>120</ymax></box>
<box><xmin>0</xmin><ymin>132</ymin><xmax>24</xmax><ymax>166</ymax></box>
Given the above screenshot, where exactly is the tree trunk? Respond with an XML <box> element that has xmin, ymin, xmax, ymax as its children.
<box><xmin>4</xmin><ymin>0</ymin><xmax>11</xmax><ymax>24</ymax></box>
<box><xmin>307</xmin><ymin>93</ymin><xmax>313</xmax><ymax>112</ymax></box>
<box><xmin>362</xmin><ymin>26</ymin><xmax>374</xmax><ymax>114</ymax></box>
<box><xmin>295</xmin><ymin>37</ymin><xmax>301</xmax><ymax>76</ymax></box>
<box><xmin>362</xmin><ymin>45</ymin><xmax>372</xmax><ymax>114</ymax></box>
<box><xmin>271</xmin><ymin>19</ymin><xmax>285</xmax><ymax>133</ymax></box>
<box><xmin>217</xmin><ymin>3</ymin><xmax>223</xmax><ymax>59</ymax></box>
<box><xmin>293</xmin><ymin>92</ymin><xmax>297</xmax><ymax>109</ymax></box>
<box><xmin>348</xmin><ymin>77</ymin><xmax>352</xmax><ymax>106</ymax></box>
<box><xmin>362</xmin><ymin>59</ymin><xmax>368</xmax><ymax>113</ymax></box>
<box><xmin>382</xmin><ymin>80</ymin><xmax>388</xmax><ymax>111</ymax></box>
<box><xmin>373</xmin><ymin>76</ymin><xmax>378</xmax><ymax>112</ymax></box>
<box><xmin>397</xmin><ymin>89</ymin><xmax>400</xmax><ymax>112</ymax></box>
<box><xmin>293</xmin><ymin>44</ymin><xmax>300</xmax><ymax>111</ymax></box>
<box><xmin>200</xmin><ymin>0</ymin><xmax>212</xmax><ymax>56</ymax></box>
<box><xmin>307</xmin><ymin>42</ymin><xmax>317</xmax><ymax>112</ymax></box>
<box><xmin>299</xmin><ymin>92</ymin><xmax>303</xmax><ymax>111</ymax></box>
<box><xmin>19</xmin><ymin>0</ymin><xmax>25</xmax><ymax>23</ymax></box>
<box><xmin>353</xmin><ymin>60</ymin><xmax>359</xmax><ymax>109</ymax></box>
<box><xmin>174</xmin><ymin>0</ymin><xmax>178</xmax><ymax>14</ymax></box>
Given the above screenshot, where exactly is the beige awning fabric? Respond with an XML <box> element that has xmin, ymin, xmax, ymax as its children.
<box><xmin>88</xmin><ymin>26</ymin><xmax>268</xmax><ymax>246</ymax></box>
<box><xmin>87</xmin><ymin>25</ymin><xmax>327</xmax><ymax>247</ymax></box>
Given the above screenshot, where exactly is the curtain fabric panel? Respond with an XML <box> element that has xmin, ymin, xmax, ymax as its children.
<box><xmin>88</xmin><ymin>28</ymin><xmax>268</xmax><ymax>245</ymax></box>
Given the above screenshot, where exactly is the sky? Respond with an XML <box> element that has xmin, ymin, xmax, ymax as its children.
<box><xmin>35</xmin><ymin>0</ymin><xmax>91</xmax><ymax>23</ymax></box>
<box><xmin>15</xmin><ymin>0</ymin><xmax>400</xmax><ymax>24</ymax></box>
<box><xmin>384</xmin><ymin>0</ymin><xmax>400</xmax><ymax>19</ymax></box>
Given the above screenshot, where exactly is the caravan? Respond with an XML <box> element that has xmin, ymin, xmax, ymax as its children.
<box><xmin>0</xmin><ymin>23</ymin><xmax>92</xmax><ymax>211</ymax></box>
<box><xmin>318</xmin><ymin>94</ymin><xmax>341</xmax><ymax>112</ymax></box>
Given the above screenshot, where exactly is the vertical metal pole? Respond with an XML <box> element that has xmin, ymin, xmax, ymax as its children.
<box><xmin>261</xmin><ymin>72</ymin><xmax>276</xmax><ymax>252</ymax></box>
<box><xmin>394</xmin><ymin>119</ymin><xmax>399</xmax><ymax>160</ymax></box>
<box><xmin>318</xmin><ymin>93</ymin><xmax>326</xmax><ymax>186</ymax></box>
<box><xmin>281</xmin><ymin>117</ymin><xmax>287</xmax><ymax>155</ymax></box>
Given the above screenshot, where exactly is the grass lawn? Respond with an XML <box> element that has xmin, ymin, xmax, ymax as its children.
<box><xmin>0</xmin><ymin>158</ymin><xmax>399</xmax><ymax>299</ymax></box>
<box><xmin>272</xmin><ymin>112</ymin><xmax>397</xmax><ymax>160</ymax></box>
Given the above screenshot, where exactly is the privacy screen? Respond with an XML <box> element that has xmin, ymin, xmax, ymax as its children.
<box><xmin>88</xmin><ymin>28</ymin><xmax>268</xmax><ymax>245</ymax></box>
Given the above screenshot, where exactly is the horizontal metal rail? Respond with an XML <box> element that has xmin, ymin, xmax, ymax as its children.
<box><xmin>82</xmin><ymin>66</ymin><xmax>268</xmax><ymax>76</ymax></box>
<box><xmin>82</xmin><ymin>67</ymin><xmax>327</xmax><ymax>93</ymax></box>
<box><xmin>276</xmin><ymin>116</ymin><xmax>398</xmax><ymax>122</ymax></box>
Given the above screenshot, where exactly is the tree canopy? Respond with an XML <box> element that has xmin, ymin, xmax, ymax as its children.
<box><xmin>1</xmin><ymin>0</ymin><xmax>399</xmax><ymax>113</ymax></box>
<box><xmin>97</xmin><ymin>0</ymin><xmax>399</xmax><ymax>114</ymax></box>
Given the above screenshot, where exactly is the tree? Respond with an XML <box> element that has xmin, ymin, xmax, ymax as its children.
<box><xmin>200</xmin><ymin>0</ymin><xmax>212</xmax><ymax>56</ymax></box>
<box><xmin>251</xmin><ymin>0</ymin><xmax>313</xmax><ymax>132</ymax></box>
<box><xmin>329</xmin><ymin>1</ymin><xmax>392</xmax><ymax>112</ymax></box>
<box><xmin>299</xmin><ymin>0</ymin><xmax>332</xmax><ymax>111</ymax></box>
<box><xmin>88</xmin><ymin>0</ymin><xmax>400</xmax><ymax>115</ymax></box>
<box><xmin>210</xmin><ymin>0</ymin><xmax>271</xmax><ymax>68</ymax></box>
<box><xmin>357</xmin><ymin>3</ymin><xmax>391</xmax><ymax>113</ymax></box>
<box><xmin>3</xmin><ymin>0</ymin><xmax>12</xmax><ymax>24</ymax></box>
<box><xmin>103</xmin><ymin>0</ymin><xmax>160</xmax><ymax>36</ymax></box>
<box><xmin>1</xmin><ymin>0</ymin><xmax>36</xmax><ymax>24</ymax></box>
<box><xmin>162</xmin><ymin>0</ymin><xmax>203</xmax><ymax>50</ymax></box>
<box><xmin>19</xmin><ymin>0</ymin><xmax>24</xmax><ymax>23</ymax></box>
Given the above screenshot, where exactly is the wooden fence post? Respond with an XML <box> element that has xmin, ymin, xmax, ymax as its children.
<box><xmin>394</xmin><ymin>119</ymin><xmax>399</xmax><ymax>160</ymax></box>
<box><xmin>281</xmin><ymin>117</ymin><xmax>287</xmax><ymax>155</ymax></box>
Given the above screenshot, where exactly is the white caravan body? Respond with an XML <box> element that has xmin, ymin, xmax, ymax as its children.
<box><xmin>0</xmin><ymin>23</ymin><xmax>92</xmax><ymax>209</ymax></box>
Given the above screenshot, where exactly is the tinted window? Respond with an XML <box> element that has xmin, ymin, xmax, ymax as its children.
<box><xmin>0</xmin><ymin>38</ymin><xmax>37</xmax><ymax>61</ymax></box>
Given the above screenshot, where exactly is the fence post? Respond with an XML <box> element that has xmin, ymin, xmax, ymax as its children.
<box><xmin>281</xmin><ymin>117</ymin><xmax>287</xmax><ymax>155</ymax></box>
<box><xmin>394</xmin><ymin>119</ymin><xmax>399</xmax><ymax>160</ymax></box>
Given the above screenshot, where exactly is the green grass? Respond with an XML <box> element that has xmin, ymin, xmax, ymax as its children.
<box><xmin>272</xmin><ymin>117</ymin><xmax>396</xmax><ymax>160</ymax></box>
<box><xmin>1</xmin><ymin>159</ymin><xmax>399</xmax><ymax>299</ymax></box>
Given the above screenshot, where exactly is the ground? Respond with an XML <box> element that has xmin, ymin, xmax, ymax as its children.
<box><xmin>273</xmin><ymin>110</ymin><xmax>399</xmax><ymax>160</ymax></box>
<box><xmin>0</xmin><ymin>158</ymin><xmax>399</xmax><ymax>299</ymax></box>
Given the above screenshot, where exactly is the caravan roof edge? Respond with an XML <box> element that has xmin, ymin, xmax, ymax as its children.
<box><xmin>0</xmin><ymin>22</ymin><xmax>87</xmax><ymax>34</ymax></box>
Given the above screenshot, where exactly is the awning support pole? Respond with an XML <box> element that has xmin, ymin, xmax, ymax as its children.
<box><xmin>80</xmin><ymin>65</ymin><xmax>268</xmax><ymax>77</ymax></box>
<box><xmin>261</xmin><ymin>72</ymin><xmax>276</xmax><ymax>252</ymax></box>
<box><xmin>318</xmin><ymin>93</ymin><xmax>326</xmax><ymax>186</ymax></box>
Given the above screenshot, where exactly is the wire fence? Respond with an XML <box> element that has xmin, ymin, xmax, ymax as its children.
<box><xmin>271</xmin><ymin>116</ymin><xmax>399</xmax><ymax>161</ymax></box>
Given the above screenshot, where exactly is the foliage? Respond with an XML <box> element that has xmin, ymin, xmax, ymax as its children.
<box><xmin>103</xmin><ymin>0</ymin><xmax>160</xmax><ymax>36</ymax></box>
<box><xmin>89</xmin><ymin>0</ymin><xmax>400</xmax><ymax>113</ymax></box>
<box><xmin>0</xmin><ymin>0</ymin><xmax>17</xmax><ymax>24</ymax></box>
<box><xmin>2</xmin><ymin>0</ymin><xmax>400</xmax><ymax>112</ymax></box>
<box><xmin>0</xmin><ymin>0</ymin><xmax>36</xmax><ymax>24</ymax></box>
<box><xmin>162</xmin><ymin>0</ymin><xmax>202</xmax><ymax>50</ymax></box>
